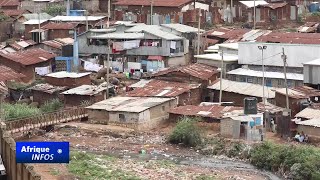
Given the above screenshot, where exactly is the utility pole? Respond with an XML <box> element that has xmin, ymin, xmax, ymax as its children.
<box><xmin>0</xmin><ymin>93</ymin><xmax>3</xmax><ymax>121</ymax></box>
<box><xmin>219</xmin><ymin>50</ymin><xmax>224</xmax><ymax>104</ymax></box>
<box><xmin>197</xmin><ymin>8</ymin><xmax>201</xmax><ymax>55</ymax></box>
<box><xmin>107</xmin><ymin>0</ymin><xmax>111</xmax><ymax>28</ymax></box>
<box><xmin>85</xmin><ymin>11</ymin><xmax>89</xmax><ymax>31</ymax></box>
<box><xmin>67</xmin><ymin>0</ymin><xmax>70</xmax><ymax>16</ymax></box>
<box><xmin>150</xmin><ymin>0</ymin><xmax>153</xmax><ymax>25</ymax></box>
<box><xmin>105</xmin><ymin>1</ymin><xmax>111</xmax><ymax>99</ymax></box>
<box><xmin>253</xmin><ymin>0</ymin><xmax>256</xmax><ymax>29</ymax></box>
<box><xmin>38</xmin><ymin>6</ymin><xmax>41</xmax><ymax>43</ymax></box>
<box><xmin>258</xmin><ymin>45</ymin><xmax>267</xmax><ymax>110</ymax></box>
<box><xmin>282</xmin><ymin>48</ymin><xmax>289</xmax><ymax>110</ymax></box>
<box><xmin>230</xmin><ymin>0</ymin><xmax>233</xmax><ymax>23</ymax></box>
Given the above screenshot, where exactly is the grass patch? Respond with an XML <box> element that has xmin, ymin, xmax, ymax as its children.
<box><xmin>196</xmin><ymin>174</ymin><xmax>217</xmax><ymax>180</ymax></box>
<box><xmin>4</xmin><ymin>103</ymin><xmax>41</xmax><ymax>120</ymax></box>
<box><xmin>50</xmin><ymin>168</ymin><xmax>60</xmax><ymax>176</ymax></box>
<box><xmin>68</xmin><ymin>151</ymin><xmax>141</xmax><ymax>180</ymax></box>
<box><xmin>40</xmin><ymin>98</ymin><xmax>63</xmax><ymax>113</ymax></box>
<box><xmin>168</xmin><ymin>117</ymin><xmax>203</xmax><ymax>147</ymax></box>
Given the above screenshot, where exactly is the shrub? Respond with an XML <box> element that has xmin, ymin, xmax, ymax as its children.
<box><xmin>40</xmin><ymin>99</ymin><xmax>63</xmax><ymax>113</ymax></box>
<box><xmin>168</xmin><ymin>117</ymin><xmax>202</xmax><ymax>147</ymax></box>
<box><xmin>45</xmin><ymin>5</ymin><xmax>66</xmax><ymax>16</ymax></box>
<box><xmin>226</xmin><ymin>141</ymin><xmax>245</xmax><ymax>158</ymax></box>
<box><xmin>4</xmin><ymin>103</ymin><xmax>41</xmax><ymax>120</ymax></box>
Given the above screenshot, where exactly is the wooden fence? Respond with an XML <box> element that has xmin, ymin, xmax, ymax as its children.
<box><xmin>0</xmin><ymin>107</ymin><xmax>88</xmax><ymax>180</ymax></box>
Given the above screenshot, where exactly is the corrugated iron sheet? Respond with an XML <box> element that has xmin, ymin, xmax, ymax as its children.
<box><xmin>0</xmin><ymin>65</ymin><xmax>25</xmax><ymax>81</ymax></box>
<box><xmin>42</xmin><ymin>22</ymin><xmax>78</xmax><ymax>30</ymax></box>
<box><xmin>256</xmin><ymin>32</ymin><xmax>320</xmax><ymax>44</ymax></box>
<box><xmin>113</xmin><ymin>0</ymin><xmax>193</xmax><ymax>7</ymax></box>
<box><xmin>153</xmin><ymin>63</ymin><xmax>218</xmax><ymax>80</ymax></box>
<box><xmin>295</xmin><ymin>107</ymin><xmax>320</xmax><ymax>119</ymax></box>
<box><xmin>0</xmin><ymin>48</ymin><xmax>56</xmax><ymax>66</ymax></box>
<box><xmin>0</xmin><ymin>0</ymin><xmax>19</xmax><ymax>7</ymax></box>
<box><xmin>28</xmin><ymin>83</ymin><xmax>67</xmax><ymax>94</ymax></box>
<box><xmin>168</xmin><ymin>105</ymin><xmax>243</xmax><ymax>119</ymax></box>
<box><xmin>259</xmin><ymin>2</ymin><xmax>287</xmax><ymax>9</ymax></box>
<box><xmin>9</xmin><ymin>40</ymin><xmax>36</xmax><ymax>51</ymax></box>
<box><xmin>275</xmin><ymin>86</ymin><xmax>320</xmax><ymax>99</ymax></box>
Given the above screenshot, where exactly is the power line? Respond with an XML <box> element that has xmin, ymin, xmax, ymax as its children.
<box><xmin>242</xmin><ymin>52</ymin><xmax>282</xmax><ymax>64</ymax></box>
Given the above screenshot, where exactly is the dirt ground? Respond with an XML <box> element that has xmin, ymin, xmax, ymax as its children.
<box><xmin>17</xmin><ymin>122</ymin><xmax>283</xmax><ymax>180</ymax></box>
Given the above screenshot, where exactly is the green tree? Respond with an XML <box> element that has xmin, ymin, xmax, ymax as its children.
<box><xmin>45</xmin><ymin>5</ymin><xmax>66</xmax><ymax>16</ymax></box>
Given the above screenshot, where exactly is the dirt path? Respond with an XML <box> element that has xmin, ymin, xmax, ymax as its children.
<box><xmin>19</xmin><ymin>122</ymin><xmax>282</xmax><ymax>180</ymax></box>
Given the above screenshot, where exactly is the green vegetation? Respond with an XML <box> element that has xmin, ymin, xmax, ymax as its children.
<box><xmin>0</xmin><ymin>14</ymin><xmax>8</xmax><ymax>22</ymax></box>
<box><xmin>45</xmin><ymin>5</ymin><xmax>66</xmax><ymax>16</ymax></box>
<box><xmin>4</xmin><ymin>103</ymin><xmax>41</xmax><ymax>120</ymax></box>
<box><xmin>50</xmin><ymin>168</ymin><xmax>60</xmax><ymax>176</ymax></box>
<box><xmin>168</xmin><ymin>117</ymin><xmax>202</xmax><ymax>147</ymax></box>
<box><xmin>196</xmin><ymin>174</ymin><xmax>217</xmax><ymax>180</ymax></box>
<box><xmin>40</xmin><ymin>98</ymin><xmax>63</xmax><ymax>113</ymax></box>
<box><xmin>250</xmin><ymin>141</ymin><xmax>320</xmax><ymax>180</ymax></box>
<box><xmin>68</xmin><ymin>151</ymin><xmax>140</xmax><ymax>180</ymax></box>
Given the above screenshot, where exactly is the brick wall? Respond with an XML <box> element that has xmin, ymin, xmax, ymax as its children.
<box><xmin>297</xmin><ymin>125</ymin><xmax>320</xmax><ymax>142</ymax></box>
<box><xmin>275</xmin><ymin>92</ymin><xmax>302</xmax><ymax>117</ymax></box>
<box><xmin>220</xmin><ymin>118</ymin><xmax>234</xmax><ymax>138</ymax></box>
<box><xmin>32</xmin><ymin>90</ymin><xmax>63</xmax><ymax>105</ymax></box>
<box><xmin>45</xmin><ymin>75</ymin><xmax>91</xmax><ymax>87</ymax></box>
<box><xmin>212</xmin><ymin>90</ymin><xmax>263</xmax><ymax>107</ymax></box>
<box><xmin>88</xmin><ymin>109</ymin><xmax>109</xmax><ymax>124</ymax></box>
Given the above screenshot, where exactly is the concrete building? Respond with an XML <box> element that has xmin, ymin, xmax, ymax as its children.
<box><xmin>126</xmin><ymin>79</ymin><xmax>201</xmax><ymax>106</ymax></box>
<box><xmin>45</xmin><ymin>71</ymin><xmax>92</xmax><ymax>88</ymax></box>
<box><xmin>0</xmin><ymin>48</ymin><xmax>55</xmax><ymax>83</ymax></box>
<box><xmin>303</xmin><ymin>58</ymin><xmax>320</xmax><ymax>89</ymax></box>
<box><xmin>61</xmin><ymin>83</ymin><xmax>114</xmax><ymax>107</ymax></box>
<box><xmin>28</xmin><ymin>83</ymin><xmax>67</xmax><ymax>105</ymax></box>
<box><xmin>86</xmin><ymin>96</ymin><xmax>177</xmax><ymax>130</ymax></box>
<box><xmin>207</xmin><ymin>79</ymin><xmax>277</xmax><ymax>106</ymax></box>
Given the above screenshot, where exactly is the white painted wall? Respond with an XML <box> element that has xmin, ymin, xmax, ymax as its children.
<box><xmin>239</xmin><ymin>42</ymin><xmax>320</xmax><ymax>68</ymax></box>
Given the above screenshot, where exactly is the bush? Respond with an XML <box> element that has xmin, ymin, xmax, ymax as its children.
<box><xmin>45</xmin><ymin>5</ymin><xmax>66</xmax><ymax>16</ymax></box>
<box><xmin>168</xmin><ymin>117</ymin><xmax>202</xmax><ymax>147</ymax></box>
<box><xmin>40</xmin><ymin>99</ymin><xmax>63</xmax><ymax>113</ymax></box>
<box><xmin>4</xmin><ymin>103</ymin><xmax>41</xmax><ymax>120</ymax></box>
<box><xmin>250</xmin><ymin>141</ymin><xmax>320</xmax><ymax>180</ymax></box>
<box><xmin>226</xmin><ymin>141</ymin><xmax>245</xmax><ymax>158</ymax></box>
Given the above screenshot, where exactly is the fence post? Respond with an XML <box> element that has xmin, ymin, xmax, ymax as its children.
<box><xmin>10</xmin><ymin>139</ymin><xmax>17</xmax><ymax>180</ymax></box>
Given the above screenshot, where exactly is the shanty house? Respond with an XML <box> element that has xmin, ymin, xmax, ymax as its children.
<box><xmin>86</xmin><ymin>96</ymin><xmax>177</xmax><ymax>130</ymax></box>
<box><xmin>13</xmin><ymin>13</ymin><xmax>52</xmax><ymax>36</ymax></box>
<box><xmin>41</xmin><ymin>22</ymin><xmax>84</xmax><ymax>40</ymax></box>
<box><xmin>207</xmin><ymin>79</ymin><xmax>277</xmax><ymax>106</ymax></box>
<box><xmin>8</xmin><ymin>40</ymin><xmax>36</xmax><ymax>51</ymax></box>
<box><xmin>45</xmin><ymin>71</ymin><xmax>92</xmax><ymax>88</ymax></box>
<box><xmin>296</xmin><ymin>119</ymin><xmax>320</xmax><ymax>142</ymax></box>
<box><xmin>0</xmin><ymin>0</ymin><xmax>19</xmax><ymax>10</ymax></box>
<box><xmin>61</xmin><ymin>83</ymin><xmax>114</xmax><ymax>107</ymax></box>
<box><xmin>275</xmin><ymin>86</ymin><xmax>320</xmax><ymax>117</ymax></box>
<box><xmin>303</xmin><ymin>58</ymin><xmax>320</xmax><ymax>89</ymax></box>
<box><xmin>0</xmin><ymin>48</ymin><xmax>56</xmax><ymax>83</ymax></box>
<box><xmin>28</xmin><ymin>83</ymin><xmax>67</xmax><ymax>105</ymax></box>
<box><xmin>126</xmin><ymin>79</ymin><xmax>201</xmax><ymax>106</ymax></box>
<box><xmin>0</xmin><ymin>65</ymin><xmax>25</xmax><ymax>83</ymax></box>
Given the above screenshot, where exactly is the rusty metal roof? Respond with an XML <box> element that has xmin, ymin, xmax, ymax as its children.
<box><xmin>275</xmin><ymin>86</ymin><xmax>320</xmax><ymax>99</ymax></box>
<box><xmin>42</xmin><ymin>40</ymin><xmax>64</xmax><ymax>49</ymax></box>
<box><xmin>126</xmin><ymin>79</ymin><xmax>200</xmax><ymax>97</ymax></box>
<box><xmin>0</xmin><ymin>48</ymin><xmax>56</xmax><ymax>66</ymax></box>
<box><xmin>256</xmin><ymin>32</ymin><xmax>320</xmax><ymax>44</ymax></box>
<box><xmin>1</xmin><ymin>9</ymin><xmax>27</xmax><ymax>17</ymax></box>
<box><xmin>0</xmin><ymin>0</ymin><xmax>19</xmax><ymax>7</ymax></box>
<box><xmin>259</xmin><ymin>2</ymin><xmax>287</xmax><ymax>9</ymax></box>
<box><xmin>295</xmin><ymin>107</ymin><xmax>320</xmax><ymax>119</ymax></box>
<box><xmin>42</xmin><ymin>22</ymin><xmax>78</xmax><ymax>30</ymax></box>
<box><xmin>257</xmin><ymin>102</ymin><xmax>284</xmax><ymax>113</ymax></box>
<box><xmin>28</xmin><ymin>83</ymin><xmax>67</xmax><ymax>94</ymax></box>
<box><xmin>113</xmin><ymin>0</ymin><xmax>193</xmax><ymax>7</ymax></box>
<box><xmin>9</xmin><ymin>40</ymin><xmax>36</xmax><ymax>51</ymax></box>
<box><xmin>168</xmin><ymin>104</ymin><xmax>243</xmax><ymax>119</ymax></box>
<box><xmin>0</xmin><ymin>65</ymin><xmax>25</xmax><ymax>81</ymax></box>
<box><xmin>152</xmin><ymin>63</ymin><xmax>218</xmax><ymax>80</ymax></box>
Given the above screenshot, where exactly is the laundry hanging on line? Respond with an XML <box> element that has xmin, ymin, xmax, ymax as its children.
<box><xmin>84</xmin><ymin>61</ymin><xmax>103</xmax><ymax>72</ymax></box>
<box><xmin>35</xmin><ymin>66</ymin><xmax>51</xmax><ymax>76</ymax></box>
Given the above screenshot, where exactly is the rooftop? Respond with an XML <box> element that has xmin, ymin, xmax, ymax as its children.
<box><xmin>275</xmin><ymin>86</ymin><xmax>320</xmax><ymax>99</ymax></box>
<box><xmin>89</xmin><ymin>33</ymin><xmax>145</xmax><ymax>40</ymax></box>
<box><xmin>42</xmin><ymin>22</ymin><xmax>78</xmax><ymax>30</ymax></box>
<box><xmin>0</xmin><ymin>48</ymin><xmax>55</xmax><ymax>66</ymax></box>
<box><xmin>50</xmin><ymin>16</ymin><xmax>105</xmax><ymax>22</ymax></box>
<box><xmin>28</xmin><ymin>83</ymin><xmax>67</xmax><ymax>94</ymax></box>
<box><xmin>295</xmin><ymin>107</ymin><xmax>320</xmax><ymax>119</ymax></box>
<box><xmin>45</xmin><ymin>71</ymin><xmax>91</xmax><ymax>78</ymax></box>
<box><xmin>23</xmin><ymin>19</ymin><xmax>48</xmax><ymax>25</ymax></box>
<box><xmin>42</xmin><ymin>38</ymin><xmax>73</xmax><ymax>49</ymax></box>
<box><xmin>303</xmin><ymin>58</ymin><xmax>320</xmax><ymax>66</ymax></box>
<box><xmin>126</xmin><ymin>79</ymin><xmax>200</xmax><ymax>97</ymax></box>
<box><xmin>9</xmin><ymin>40</ymin><xmax>36</xmax><ymax>51</ymax></box>
<box><xmin>152</xmin><ymin>63</ymin><xmax>218</xmax><ymax>80</ymax></box>
<box><xmin>0</xmin><ymin>65</ymin><xmax>25</xmax><ymax>81</ymax></box>
<box><xmin>113</xmin><ymin>0</ymin><xmax>193</xmax><ymax>7</ymax></box>
<box><xmin>239</xmin><ymin>1</ymin><xmax>268</xmax><ymax>8</ymax></box>
<box><xmin>227</xmin><ymin>68</ymin><xmax>303</xmax><ymax>81</ymax></box>
<box><xmin>61</xmin><ymin>83</ymin><xmax>112</xmax><ymax>96</ymax></box>
<box><xmin>296</xmin><ymin>119</ymin><xmax>320</xmax><ymax>128</ymax></box>
<box><xmin>168</xmin><ymin>104</ymin><xmax>243</xmax><ymax>119</ymax></box>
<box><xmin>194</xmin><ymin>53</ymin><xmax>238</xmax><ymax>62</ymax></box>
<box><xmin>217</xmin><ymin>43</ymin><xmax>239</xmax><ymax>50</ymax></box>
<box><xmin>256</xmin><ymin>32</ymin><xmax>320</xmax><ymax>44</ymax></box>
<box><xmin>259</xmin><ymin>2</ymin><xmax>288</xmax><ymax>9</ymax></box>
<box><xmin>208</xmin><ymin>79</ymin><xmax>277</xmax><ymax>99</ymax></box>
<box><xmin>257</xmin><ymin>102</ymin><xmax>284</xmax><ymax>113</ymax></box>
<box><xmin>0</xmin><ymin>0</ymin><xmax>19</xmax><ymax>7</ymax></box>
<box><xmin>1</xmin><ymin>9</ymin><xmax>27</xmax><ymax>17</ymax></box>
<box><xmin>125</xmin><ymin>25</ymin><xmax>183</xmax><ymax>40</ymax></box>
<box><xmin>160</xmin><ymin>23</ymin><xmax>204</xmax><ymax>33</ymax></box>
<box><xmin>22</xmin><ymin>13</ymin><xmax>52</xmax><ymax>20</ymax></box>
<box><xmin>86</xmin><ymin>96</ymin><xmax>174</xmax><ymax>113</ymax></box>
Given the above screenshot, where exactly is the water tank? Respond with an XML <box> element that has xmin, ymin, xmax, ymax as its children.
<box><xmin>244</xmin><ymin>97</ymin><xmax>257</xmax><ymax>115</ymax></box>
<box><xmin>62</xmin><ymin>45</ymin><xmax>73</xmax><ymax>57</ymax></box>
<box><xmin>309</xmin><ymin>3</ymin><xmax>320</xmax><ymax>13</ymax></box>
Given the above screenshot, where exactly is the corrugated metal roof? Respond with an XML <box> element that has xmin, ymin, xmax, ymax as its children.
<box><xmin>89</xmin><ymin>29</ymin><xmax>116</xmax><ymax>33</ymax></box>
<box><xmin>0</xmin><ymin>48</ymin><xmax>55</xmax><ymax>66</ymax></box>
<box><xmin>113</xmin><ymin>0</ymin><xmax>193</xmax><ymax>7</ymax></box>
<box><xmin>296</xmin><ymin>119</ymin><xmax>320</xmax><ymax>127</ymax></box>
<box><xmin>230</xmin><ymin>116</ymin><xmax>253</xmax><ymax>122</ymax></box>
<box><xmin>23</xmin><ymin>19</ymin><xmax>48</xmax><ymax>25</ymax></box>
<box><xmin>126</xmin><ymin>79</ymin><xmax>200</xmax><ymax>97</ymax></box>
<box><xmin>42</xmin><ymin>22</ymin><xmax>78</xmax><ymax>30</ymax></box>
<box><xmin>152</xmin><ymin>63</ymin><xmax>218</xmax><ymax>80</ymax></box>
<box><xmin>295</xmin><ymin>107</ymin><xmax>320</xmax><ymax>119</ymax></box>
<box><xmin>168</xmin><ymin>104</ymin><xmax>243</xmax><ymax>119</ymax></box>
<box><xmin>0</xmin><ymin>65</ymin><xmax>25</xmax><ymax>81</ymax></box>
<box><xmin>241</xmin><ymin>29</ymin><xmax>272</xmax><ymax>41</ymax></box>
<box><xmin>89</xmin><ymin>33</ymin><xmax>145</xmax><ymax>39</ymax></box>
<box><xmin>0</xmin><ymin>0</ymin><xmax>19</xmax><ymax>7</ymax></box>
<box><xmin>259</xmin><ymin>2</ymin><xmax>287</xmax><ymax>9</ymax></box>
<box><xmin>45</xmin><ymin>71</ymin><xmax>91</xmax><ymax>78</ymax></box>
<box><xmin>50</xmin><ymin>16</ymin><xmax>105</xmax><ymax>22</ymax></box>
<box><xmin>275</xmin><ymin>86</ymin><xmax>320</xmax><ymax>99</ymax></box>
<box><xmin>227</xmin><ymin>68</ymin><xmax>303</xmax><ymax>81</ymax></box>
<box><xmin>161</xmin><ymin>23</ymin><xmax>204</xmax><ymax>33</ymax></box>
<box><xmin>217</xmin><ymin>43</ymin><xmax>239</xmax><ymax>50</ymax></box>
<box><xmin>256</xmin><ymin>32</ymin><xmax>320</xmax><ymax>44</ymax></box>
<box><xmin>86</xmin><ymin>96</ymin><xmax>174</xmax><ymax>113</ymax></box>
<box><xmin>1</xmin><ymin>9</ymin><xmax>27</xmax><ymax>17</ymax></box>
<box><xmin>129</xmin><ymin>79</ymin><xmax>153</xmax><ymax>88</ymax></box>
<box><xmin>9</xmin><ymin>40</ymin><xmax>36</xmax><ymax>51</ymax></box>
<box><xmin>42</xmin><ymin>40</ymin><xmax>64</xmax><ymax>49</ymax></box>
<box><xmin>194</xmin><ymin>53</ymin><xmax>238</xmax><ymax>62</ymax></box>
<box><xmin>22</xmin><ymin>13</ymin><xmax>52</xmax><ymax>20</ymax></box>
<box><xmin>303</xmin><ymin>58</ymin><xmax>320</xmax><ymax>66</ymax></box>
<box><xmin>125</xmin><ymin>25</ymin><xmax>183</xmax><ymax>40</ymax></box>
<box><xmin>28</xmin><ymin>83</ymin><xmax>67</xmax><ymax>94</ymax></box>
<box><xmin>61</xmin><ymin>83</ymin><xmax>112</xmax><ymax>96</ymax></box>
<box><xmin>257</xmin><ymin>102</ymin><xmax>284</xmax><ymax>113</ymax></box>
<box><xmin>239</xmin><ymin>0</ymin><xmax>268</xmax><ymax>8</ymax></box>
<box><xmin>208</xmin><ymin>79</ymin><xmax>277</xmax><ymax>99</ymax></box>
